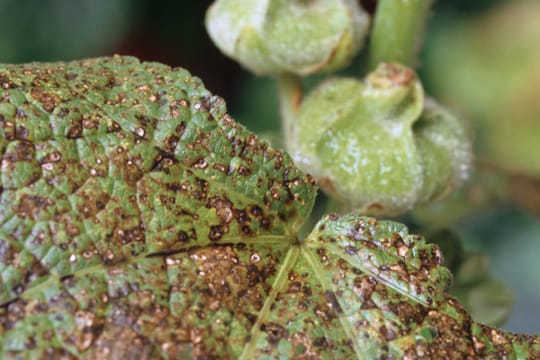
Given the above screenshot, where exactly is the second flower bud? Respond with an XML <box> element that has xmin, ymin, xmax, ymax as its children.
<box><xmin>293</xmin><ymin>63</ymin><xmax>472</xmax><ymax>214</ymax></box>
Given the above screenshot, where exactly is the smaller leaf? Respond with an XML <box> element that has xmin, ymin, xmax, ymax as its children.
<box><xmin>306</xmin><ymin>213</ymin><xmax>454</xmax><ymax>308</ymax></box>
<box><xmin>455</xmin><ymin>277</ymin><xmax>513</xmax><ymax>327</ymax></box>
<box><xmin>426</xmin><ymin>229</ymin><xmax>514</xmax><ymax>327</ymax></box>
<box><xmin>454</xmin><ymin>254</ymin><xmax>490</xmax><ymax>286</ymax></box>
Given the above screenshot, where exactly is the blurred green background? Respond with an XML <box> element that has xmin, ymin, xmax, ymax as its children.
<box><xmin>0</xmin><ymin>0</ymin><xmax>538</xmax><ymax>333</ymax></box>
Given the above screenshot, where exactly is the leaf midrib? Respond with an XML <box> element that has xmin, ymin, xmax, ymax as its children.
<box><xmin>0</xmin><ymin>76</ymin><xmax>308</xmax><ymax>302</ymax></box>
<box><xmin>238</xmin><ymin>244</ymin><xmax>300</xmax><ymax>360</ymax></box>
<box><xmin>10</xmin><ymin>235</ymin><xmax>290</xmax><ymax>306</ymax></box>
<box><xmin>302</xmin><ymin>245</ymin><xmax>366</xmax><ymax>360</ymax></box>
<box><xmin>308</xmin><ymin>241</ymin><xmax>431</xmax><ymax>307</ymax></box>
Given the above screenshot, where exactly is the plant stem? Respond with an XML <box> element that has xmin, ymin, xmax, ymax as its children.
<box><xmin>368</xmin><ymin>0</ymin><xmax>433</xmax><ymax>69</ymax></box>
<box><xmin>276</xmin><ymin>74</ymin><xmax>303</xmax><ymax>153</ymax></box>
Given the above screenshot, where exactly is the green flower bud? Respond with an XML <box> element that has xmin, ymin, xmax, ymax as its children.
<box><xmin>205</xmin><ymin>0</ymin><xmax>370</xmax><ymax>75</ymax></box>
<box><xmin>294</xmin><ymin>63</ymin><xmax>472</xmax><ymax>214</ymax></box>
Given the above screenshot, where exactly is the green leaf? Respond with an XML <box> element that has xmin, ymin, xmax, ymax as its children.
<box><xmin>453</xmin><ymin>276</ymin><xmax>513</xmax><ymax>328</ymax></box>
<box><xmin>0</xmin><ymin>57</ymin><xmax>538</xmax><ymax>358</ymax></box>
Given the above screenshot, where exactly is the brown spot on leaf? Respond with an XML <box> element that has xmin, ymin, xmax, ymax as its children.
<box><xmin>209</xmin><ymin>224</ymin><xmax>226</xmax><ymax>241</ymax></box>
<box><xmin>31</xmin><ymin>88</ymin><xmax>60</xmax><ymax>112</ymax></box>
<box><xmin>15</xmin><ymin>126</ymin><xmax>29</xmax><ymax>140</ymax></box>
<box><xmin>177</xmin><ymin>231</ymin><xmax>189</xmax><ymax>242</ymax></box>
<box><xmin>192</xmin><ymin>158</ymin><xmax>208</xmax><ymax>169</ymax></box>
<box><xmin>324</xmin><ymin>291</ymin><xmax>343</xmax><ymax>314</ymax></box>
<box><xmin>208</xmin><ymin>196</ymin><xmax>234</xmax><ymax>224</ymax></box>
<box><xmin>261</xmin><ymin>217</ymin><xmax>272</xmax><ymax>230</ymax></box>
<box><xmin>15</xmin><ymin>108</ymin><xmax>27</xmax><ymax>119</ymax></box>
<box><xmin>379</xmin><ymin>325</ymin><xmax>397</xmax><ymax>342</ymax></box>
<box><xmin>164</xmin><ymin>135</ymin><xmax>179</xmax><ymax>151</ymax></box>
<box><xmin>14</xmin><ymin>195</ymin><xmax>49</xmax><ymax>220</ymax></box>
<box><xmin>261</xmin><ymin>323</ymin><xmax>288</xmax><ymax>345</ymax></box>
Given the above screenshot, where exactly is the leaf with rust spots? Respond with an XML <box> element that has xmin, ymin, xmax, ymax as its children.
<box><xmin>0</xmin><ymin>56</ymin><xmax>538</xmax><ymax>359</ymax></box>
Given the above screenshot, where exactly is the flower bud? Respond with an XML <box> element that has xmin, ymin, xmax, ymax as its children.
<box><xmin>205</xmin><ymin>0</ymin><xmax>370</xmax><ymax>75</ymax></box>
<box><xmin>293</xmin><ymin>63</ymin><xmax>472</xmax><ymax>214</ymax></box>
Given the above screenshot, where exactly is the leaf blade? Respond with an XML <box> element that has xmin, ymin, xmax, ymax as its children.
<box><xmin>0</xmin><ymin>56</ymin><xmax>316</xmax><ymax>357</ymax></box>
<box><xmin>1</xmin><ymin>56</ymin><xmax>539</xmax><ymax>359</ymax></box>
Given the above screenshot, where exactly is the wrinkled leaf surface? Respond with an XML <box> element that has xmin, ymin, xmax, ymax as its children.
<box><xmin>0</xmin><ymin>57</ymin><xmax>538</xmax><ymax>359</ymax></box>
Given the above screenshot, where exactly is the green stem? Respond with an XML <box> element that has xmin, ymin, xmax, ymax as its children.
<box><xmin>276</xmin><ymin>74</ymin><xmax>303</xmax><ymax>153</ymax></box>
<box><xmin>368</xmin><ymin>0</ymin><xmax>433</xmax><ymax>69</ymax></box>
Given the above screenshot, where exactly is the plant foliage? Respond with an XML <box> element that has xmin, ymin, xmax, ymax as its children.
<box><xmin>0</xmin><ymin>57</ymin><xmax>538</xmax><ymax>358</ymax></box>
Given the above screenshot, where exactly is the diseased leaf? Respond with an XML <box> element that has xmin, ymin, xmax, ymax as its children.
<box><xmin>0</xmin><ymin>56</ymin><xmax>538</xmax><ymax>359</ymax></box>
<box><xmin>0</xmin><ymin>56</ymin><xmax>315</xmax><ymax>358</ymax></box>
<box><xmin>426</xmin><ymin>229</ymin><xmax>513</xmax><ymax>327</ymax></box>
